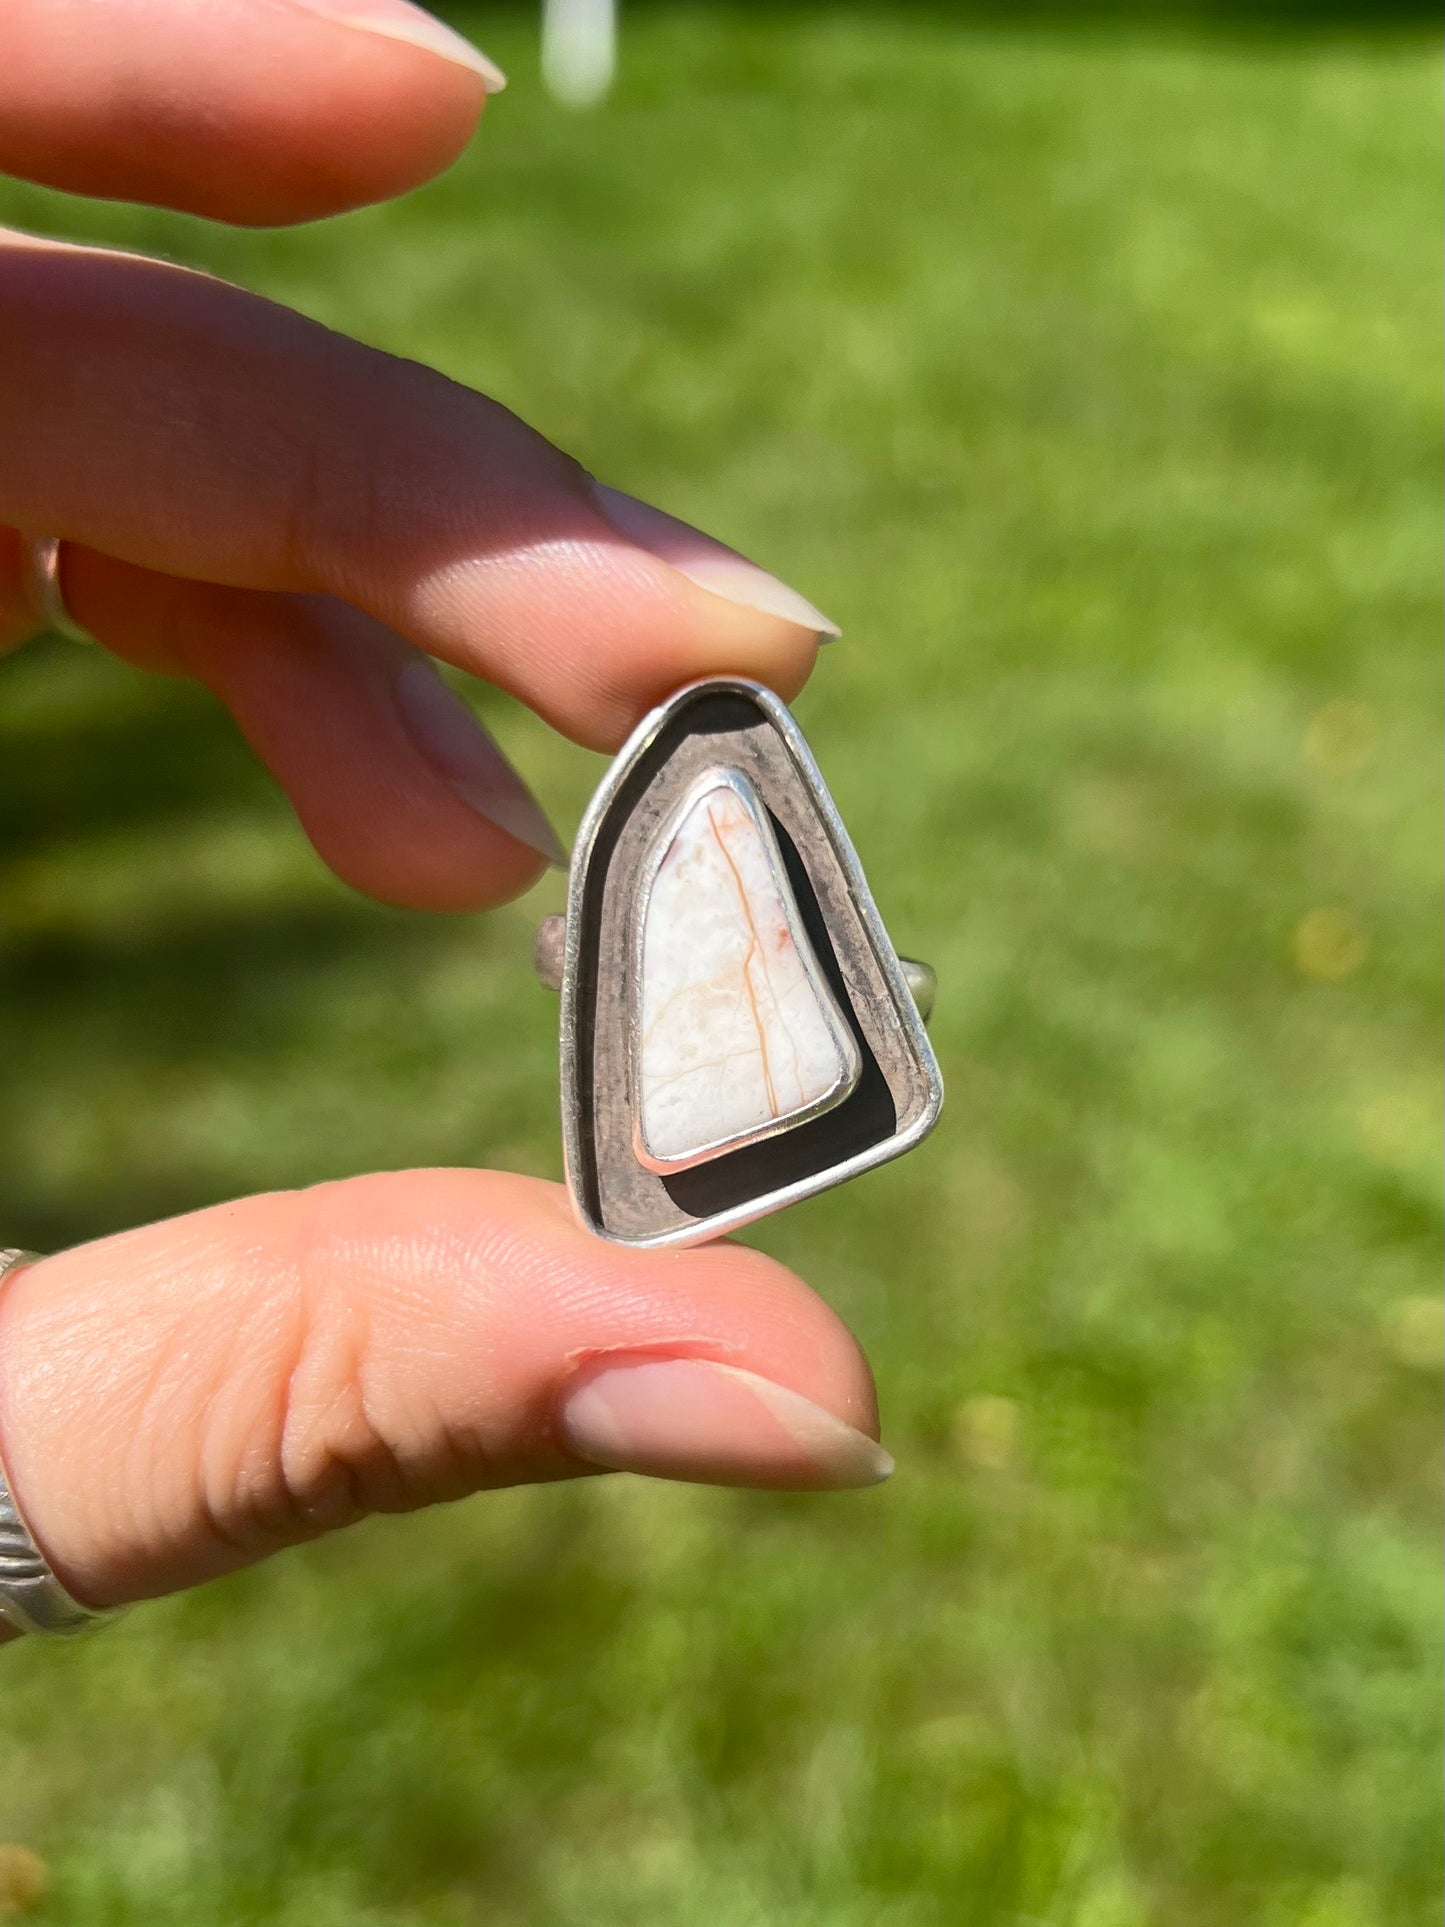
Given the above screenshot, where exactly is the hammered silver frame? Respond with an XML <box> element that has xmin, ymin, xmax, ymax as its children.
<box><xmin>558</xmin><ymin>678</ymin><xmax>944</xmax><ymax>1248</ymax></box>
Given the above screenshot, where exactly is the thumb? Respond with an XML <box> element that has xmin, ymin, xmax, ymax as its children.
<box><xmin>0</xmin><ymin>1171</ymin><xmax>888</xmax><ymax>1618</ymax></box>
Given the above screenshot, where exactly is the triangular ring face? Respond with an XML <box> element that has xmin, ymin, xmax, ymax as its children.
<box><xmin>559</xmin><ymin>679</ymin><xmax>943</xmax><ymax>1248</ymax></box>
<box><xmin>633</xmin><ymin>768</ymin><xmax>862</xmax><ymax>1173</ymax></box>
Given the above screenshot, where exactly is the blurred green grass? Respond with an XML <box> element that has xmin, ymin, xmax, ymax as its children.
<box><xmin>0</xmin><ymin>8</ymin><xmax>1440</xmax><ymax>1924</ymax></box>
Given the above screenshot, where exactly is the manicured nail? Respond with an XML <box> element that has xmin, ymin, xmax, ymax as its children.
<box><xmin>559</xmin><ymin>1357</ymin><xmax>893</xmax><ymax>1490</ymax></box>
<box><xmin>393</xmin><ymin>660</ymin><xmax>566</xmax><ymax>865</ymax></box>
<box><xmin>588</xmin><ymin>482</ymin><xmax>841</xmax><ymax>641</ymax></box>
<box><xmin>285</xmin><ymin>0</ymin><xmax>507</xmax><ymax>89</ymax></box>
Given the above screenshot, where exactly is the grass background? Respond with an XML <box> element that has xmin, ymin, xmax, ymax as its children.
<box><xmin>0</xmin><ymin>6</ymin><xmax>1440</xmax><ymax>1923</ymax></box>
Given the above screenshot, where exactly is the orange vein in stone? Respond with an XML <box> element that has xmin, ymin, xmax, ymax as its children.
<box><xmin>706</xmin><ymin>798</ymin><xmax>779</xmax><ymax>1118</ymax></box>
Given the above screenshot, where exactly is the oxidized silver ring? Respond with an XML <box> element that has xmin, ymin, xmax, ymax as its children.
<box><xmin>535</xmin><ymin>678</ymin><xmax>943</xmax><ymax>1248</ymax></box>
<box><xmin>20</xmin><ymin>535</ymin><xmax>95</xmax><ymax>645</ymax></box>
<box><xmin>0</xmin><ymin>1249</ymin><xmax>117</xmax><ymax>1637</ymax></box>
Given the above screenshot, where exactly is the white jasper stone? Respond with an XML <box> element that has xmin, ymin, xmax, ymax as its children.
<box><xmin>634</xmin><ymin>773</ymin><xmax>860</xmax><ymax>1170</ymax></box>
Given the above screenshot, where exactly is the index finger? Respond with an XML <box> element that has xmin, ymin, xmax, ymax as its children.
<box><xmin>0</xmin><ymin>238</ymin><xmax>835</xmax><ymax>750</ymax></box>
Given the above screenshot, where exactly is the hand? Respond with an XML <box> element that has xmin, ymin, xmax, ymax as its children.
<box><xmin>0</xmin><ymin>0</ymin><xmax>883</xmax><ymax>1643</ymax></box>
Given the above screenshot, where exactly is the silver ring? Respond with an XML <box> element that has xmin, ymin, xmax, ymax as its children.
<box><xmin>0</xmin><ymin>1249</ymin><xmax>116</xmax><ymax>1637</ymax></box>
<box><xmin>538</xmin><ymin>918</ymin><xmax>936</xmax><ymax>1023</ymax></box>
<box><xmin>533</xmin><ymin>677</ymin><xmax>943</xmax><ymax>1249</ymax></box>
<box><xmin>20</xmin><ymin>535</ymin><xmax>95</xmax><ymax>645</ymax></box>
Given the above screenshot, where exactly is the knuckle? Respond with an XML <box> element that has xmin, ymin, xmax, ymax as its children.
<box><xmin>280</xmin><ymin>346</ymin><xmax>425</xmax><ymax>594</ymax></box>
<box><xmin>197</xmin><ymin>1182</ymin><xmax>415</xmax><ymax>1554</ymax></box>
<box><xmin>271</xmin><ymin>1186</ymin><xmax>415</xmax><ymax>1536</ymax></box>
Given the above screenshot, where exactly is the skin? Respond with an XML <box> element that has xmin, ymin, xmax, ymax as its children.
<box><xmin>0</xmin><ymin>0</ymin><xmax>879</xmax><ymax>1644</ymax></box>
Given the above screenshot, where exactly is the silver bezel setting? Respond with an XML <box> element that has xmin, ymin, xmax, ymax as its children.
<box><xmin>627</xmin><ymin>764</ymin><xmax>863</xmax><ymax>1176</ymax></box>
<box><xmin>558</xmin><ymin>678</ymin><xmax>944</xmax><ymax>1249</ymax></box>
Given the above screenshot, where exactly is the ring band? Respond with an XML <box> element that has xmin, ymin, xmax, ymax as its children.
<box><xmin>20</xmin><ymin>536</ymin><xmax>95</xmax><ymax>646</ymax></box>
<box><xmin>0</xmin><ymin>1249</ymin><xmax>115</xmax><ymax>1637</ymax></box>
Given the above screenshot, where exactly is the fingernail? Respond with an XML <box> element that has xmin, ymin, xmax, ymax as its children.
<box><xmin>393</xmin><ymin>660</ymin><xmax>566</xmax><ymax>866</ymax></box>
<box><xmin>285</xmin><ymin>0</ymin><xmax>507</xmax><ymax>89</ymax></box>
<box><xmin>588</xmin><ymin>482</ymin><xmax>841</xmax><ymax>642</ymax></box>
<box><xmin>559</xmin><ymin>1357</ymin><xmax>893</xmax><ymax>1490</ymax></box>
